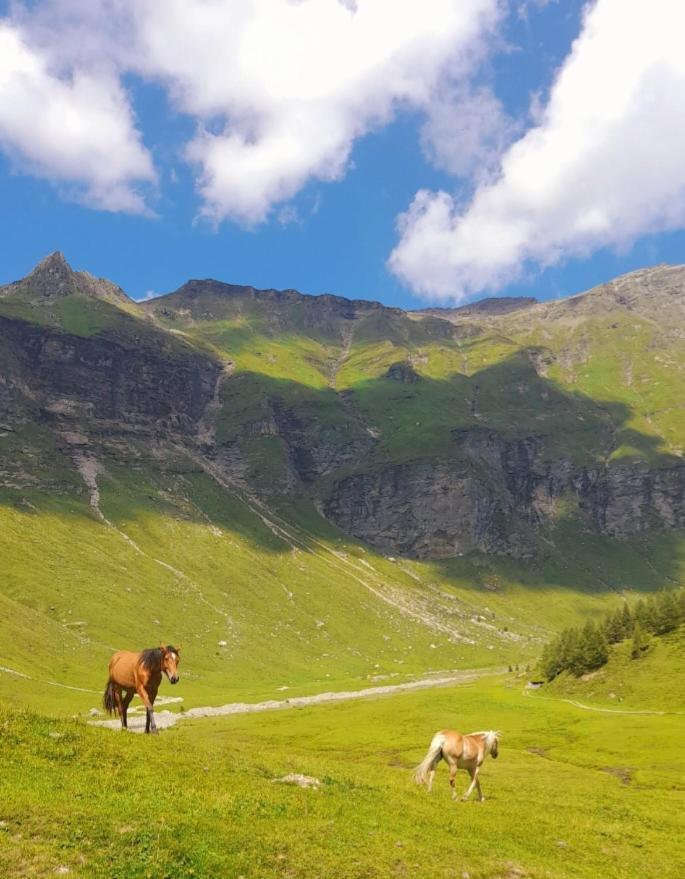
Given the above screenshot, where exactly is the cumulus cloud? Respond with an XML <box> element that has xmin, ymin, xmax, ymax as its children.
<box><xmin>128</xmin><ymin>0</ymin><xmax>502</xmax><ymax>224</ymax></box>
<box><xmin>3</xmin><ymin>0</ymin><xmax>501</xmax><ymax>222</ymax></box>
<box><xmin>389</xmin><ymin>0</ymin><xmax>685</xmax><ymax>301</ymax></box>
<box><xmin>0</xmin><ymin>20</ymin><xmax>154</xmax><ymax>213</ymax></box>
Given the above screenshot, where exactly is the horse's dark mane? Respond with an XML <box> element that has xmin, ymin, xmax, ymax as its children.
<box><xmin>139</xmin><ymin>648</ymin><xmax>163</xmax><ymax>670</ymax></box>
<box><xmin>139</xmin><ymin>645</ymin><xmax>179</xmax><ymax>670</ymax></box>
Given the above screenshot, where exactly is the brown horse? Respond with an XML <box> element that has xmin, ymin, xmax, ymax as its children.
<box><xmin>414</xmin><ymin>729</ymin><xmax>500</xmax><ymax>801</ymax></box>
<box><xmin>103</xmin><ymin>645</ymin><xmax>180</xmax><ymax>734</ymax></box>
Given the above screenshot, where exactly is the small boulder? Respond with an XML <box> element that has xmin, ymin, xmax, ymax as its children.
<box><xmin>274</xmin><ymin>773</ymin><xmax>321</xmax><ymax>789</ymax></box>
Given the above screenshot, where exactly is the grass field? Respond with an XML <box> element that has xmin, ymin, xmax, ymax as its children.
<box><xmin>2</xmin><ymin>669</ymin><xmax>684</xmax><ymax>879</ymax></box>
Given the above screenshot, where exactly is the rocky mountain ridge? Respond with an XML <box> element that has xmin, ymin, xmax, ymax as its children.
<box><xmin>2</xmin><ymin>254</ymin><xmax>685</xmax><ymax>560</ymax></box>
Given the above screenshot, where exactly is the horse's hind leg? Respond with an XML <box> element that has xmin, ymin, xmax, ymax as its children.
<box><xmin>449</xmin><ymin>762</ymin><xmax>459</xmax><ymax>801</ymax></box>
<box><xmin>122</xmin><ymin>689</ymin><xmax>135</xmax><ymax>729</ymax></box>
<box><xmin>112</xmin><ymin>686</ymin><xmax>125</xmax><ymax>729</ymax></box>
<box><xmin>427</xmin><ymin>752</ymin><xmax>442</xmax><ymax>792</ymax></box>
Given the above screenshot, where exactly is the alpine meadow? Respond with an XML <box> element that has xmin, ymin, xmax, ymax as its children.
<box><xmin>1</xmin><ymin>253</ymin><xmax>684</xmax><ymax>877</ymax></box>
<box><xmin>3</xmin><ymin>1</ymin><xmax>685</xmax><ymax>876</ymax></box>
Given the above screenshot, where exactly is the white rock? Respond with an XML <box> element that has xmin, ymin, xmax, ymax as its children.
<box><xmin>275</xmin><ymin>773</ymin><xmax>321</xmax><ymax>789</ymax></box>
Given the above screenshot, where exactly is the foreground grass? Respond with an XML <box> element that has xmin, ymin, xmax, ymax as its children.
<box><xmin>2</xmin><ymin>678</ymin><xmax>684</xmax><ymax>878</ymax></box>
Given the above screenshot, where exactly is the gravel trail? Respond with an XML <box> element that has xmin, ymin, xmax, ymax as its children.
<box><xmin>93</xmin><ymin>666</ymin><xmax>503</xmax><ymax>733</ymax></box>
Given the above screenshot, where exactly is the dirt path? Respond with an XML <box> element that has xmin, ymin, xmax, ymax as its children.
<box><xmin>522</xmin><ymin>687</ymin><xmax>684</xmax><ymax>716</ymax></box>
<box><xmin>92</xmin><ymin>666</ymin><xmax>503</xmax><ymax>733</ymax></box>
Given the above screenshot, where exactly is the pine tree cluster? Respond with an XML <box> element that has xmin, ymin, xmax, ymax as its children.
<box><xmin>539</xmin><ymin>589</ymin><xmax>685</xmax><ymax>681</ymax></box>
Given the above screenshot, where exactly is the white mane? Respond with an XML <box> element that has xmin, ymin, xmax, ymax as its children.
<box><xmin>471</xmin><ymin>730</ymin><xmax>500</xmax><ymax>753</ymax></box>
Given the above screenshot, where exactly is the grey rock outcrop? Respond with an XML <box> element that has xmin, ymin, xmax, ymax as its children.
<box><xmin>323</xmin><ymin>428</ymin><xmax>685</xmax><ymax>558</ymax></box>
<box><xmin>0</xmin><ymin>315</ymin><xmax>221</xmax><ymax>437</ymax></box>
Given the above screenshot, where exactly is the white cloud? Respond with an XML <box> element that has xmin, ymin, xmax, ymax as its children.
<box><xmin>389</xmin><ymin>0</ymin><xmax>685</xmax><ymax>302</ymax></box>
<box><xmin>420</xmin><ymin>83</ymin><xmax>516</xmax><ymax>181</ymax></box>
<box><xmin>129</xmin><ymin>0</ymin><xmax>502</xmax><ymax>225</ymax></box>
<box><xmin>5</xmin><ymin>0</ymin><xmax>501</xmax><ymax>223</ymax></box>
<box><xmin>0</xmin><ymin>20</ymin><xmax>154</xmax><ymax>213</ymax></box>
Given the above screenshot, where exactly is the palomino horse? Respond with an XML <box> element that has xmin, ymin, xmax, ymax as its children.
<box><xmin>103</xmin><ymin>645</ymin><xmax>180</xmax><ymax>734</ymax></box>
<box><xmin>414</xmin><ymin>729</ymin><xmax>500</xmax><ymax>801</ymax></box>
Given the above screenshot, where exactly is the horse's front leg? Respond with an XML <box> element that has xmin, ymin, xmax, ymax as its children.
<box><xmin>475</xmin><ymin>775</ymin><xmax>484</xmax><ymax>802</ymax></box>
<box><xmin>136</xmin><ymin>685</ymin><xmax>158</xmax><ymax>735</ymax></box>
<box><xmin>462</xmin><ymin>767</ymin><xmax>478</xmax><ymax>801</ymax></box>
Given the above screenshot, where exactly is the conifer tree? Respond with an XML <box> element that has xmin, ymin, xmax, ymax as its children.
<box><xmin>631</xmin><ymin>621</ymin><xmax>650</xmax><ymax>659</ymax></box>
<box><xmin>634</xmin><ymin>598</ymin><xmax>655</xmax><ymax>633</ymax></box>
<box><xmin>619</xmin><ymin>602</ymin><xmax>633</xmax><ymax>639</ymax></box>
<box><xmin>604</xmin><ymin>608</ymin><xmax>624</xmax><ymax>644</ymax></box>
<box><xmin>538</xmin><ymin>588</ymin><xmax>683</xmax><ymax>681</ymax></box>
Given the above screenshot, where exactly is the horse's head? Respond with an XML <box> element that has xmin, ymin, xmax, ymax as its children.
<box><xmin>482</xmin><ymin>730</ymin><xmax>500</xmax><ymax>759</ymax></box>
<box><xmin>490</xmin><ymin>735</ymin><xmax>499</xmax><ymax>759</ymax></box>
<box><xmin>160</xmin><ymin>645</ymin><xmax>181</xmax><ymax>684</ymax></box>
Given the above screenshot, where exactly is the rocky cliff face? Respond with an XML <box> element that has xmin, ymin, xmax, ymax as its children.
<box><xmin>0</xmin><ymin>316</ymin><xmax>221</xmax><ymax>436</ymax></box>
<box><xmin>323</xmin><ymin>428</ymin><xmax>685</xmax><ymax>558</ymax></box>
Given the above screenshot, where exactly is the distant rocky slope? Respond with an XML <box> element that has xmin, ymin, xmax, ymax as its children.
<box><xmin>2</xmin><ymin>254</ymin><xmax>685</xmax><ymax>560</ymax></box>
<box><xmin>415</xmin><ymin>295</ymin><xmax>537</xmax><ymax>320</ymax></box>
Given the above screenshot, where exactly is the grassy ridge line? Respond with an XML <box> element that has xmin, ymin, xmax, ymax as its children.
<box><xmin>2</xmin><ymin>677</ymin><xmax>684</xmax><ymax>878</ymax></box>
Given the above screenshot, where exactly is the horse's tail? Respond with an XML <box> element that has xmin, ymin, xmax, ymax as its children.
<box><xmin>414</xmin><ymin>732</ymin><xmax>446</xmax><ymax>786</ymax></box>
<box><xmin>103</xmin><ymin>679</ymin><xmax>117</xmax><ymax>715</ymax></box>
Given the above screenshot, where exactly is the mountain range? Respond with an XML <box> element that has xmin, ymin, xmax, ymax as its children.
<box><xmin>2</xmin><ymin>253</ymin><xmax>684</xmax><ymax>706</ymax></box>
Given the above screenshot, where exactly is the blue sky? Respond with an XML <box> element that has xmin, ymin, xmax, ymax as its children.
<box><xmin>1</xmin><ymin>0</ymin><xmax>684</xmax><ymax>309</ymax></box>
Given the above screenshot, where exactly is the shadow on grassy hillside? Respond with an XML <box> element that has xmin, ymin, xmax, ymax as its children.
<box><xmin>1</xmin><ymin>348</ymin><xmax>684</xmax><ymax>597</ymax></box>
<box><xmin>215</xmin><ymin>350</ymin><xmax>681</xmax><ymax>472</ymax></box>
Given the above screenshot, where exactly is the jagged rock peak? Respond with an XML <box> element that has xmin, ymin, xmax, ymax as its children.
<box><xmin>26</xmin><ymin>251</ymin><xmax>74</xmax><ymax>293</ymax></box>
<box><xmin>31</xmin><ymin>251</ymin><xmax>71</xmax><ymax>273</ymax></box>
<box><xmin>4</xmin><ymin>252</ymin><xmax>133</xmax><ymax>306</ymax></box>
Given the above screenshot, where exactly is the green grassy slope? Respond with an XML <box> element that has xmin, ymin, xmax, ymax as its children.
<box><xmin>2</xmin><ymin>433</ymin><xmax>682</xmax><ymax>716</ymax></box>
<box><xmin>146</xmin><ymin>267</ymin><xmax>685</xmax><ymax>472</ymax></box>
<box><xmin>542</xmin><ymin>625</ymin><xmax>685</xmax><ymax>712</ymax></box>
<box><xmin>2</xmin><ymin>676</ymin><xmax>683</xmax><ymax>878</ymax></box>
